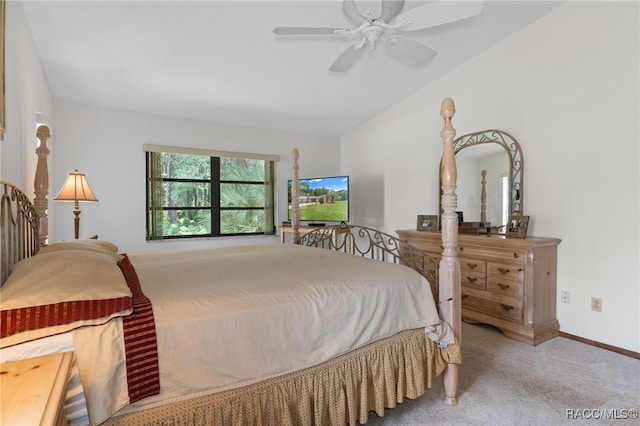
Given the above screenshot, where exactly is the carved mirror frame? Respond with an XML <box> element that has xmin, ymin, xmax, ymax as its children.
<box><xmin>440</xmin><ymin>129</ymin><xmax>524</xmax><ymax>225</ymax></box>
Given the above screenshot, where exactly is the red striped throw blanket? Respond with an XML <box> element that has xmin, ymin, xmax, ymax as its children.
<box><xmin>118</xmin><ymin>254</ymin><xmax>161</xmax><ymax>402</ymax></box>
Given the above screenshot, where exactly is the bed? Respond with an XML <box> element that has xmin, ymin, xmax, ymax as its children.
<box><xmin>0</xmin><ymin>98</ymin><xmax>462</xmax><ymax>425</ymax></box>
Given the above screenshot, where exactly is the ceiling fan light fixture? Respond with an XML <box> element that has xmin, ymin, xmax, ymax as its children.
<box><xmin>362</xmin><ymin>25</ymin><xmax>384</xmax><ymax>50</ymax></box>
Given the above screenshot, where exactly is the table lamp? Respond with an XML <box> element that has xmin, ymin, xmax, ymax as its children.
<box><xmin>54</xmin><ymin>170</ymin><xmax>98</xmax><ymax>239</ymax></box>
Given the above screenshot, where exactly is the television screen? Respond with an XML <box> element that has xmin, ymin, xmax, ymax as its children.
<box><xmin>287</xmin><ymin>175</ymin><xmax>349</xmax><ymax>223</ymax></box>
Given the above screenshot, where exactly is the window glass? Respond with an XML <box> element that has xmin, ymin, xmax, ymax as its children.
<box><xmin>146</xmin><ymin>150</ymin><xmax>276</xmax><ymax>239</ymax></box>
<box><xmin>221</xmin><ymin>158</ymin><xmax>264</xmax><ymax>182</ymax></box>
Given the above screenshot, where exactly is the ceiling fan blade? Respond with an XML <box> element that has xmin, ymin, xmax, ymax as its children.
<box><xmin>273</xmin><ymin>27</ymin><xmax>350</xmax><ymax>36</ymax></box>
<box><xmin>395</xmin><ymin>0</ymin><xmax>484</xmax><ymax>31</ymax></box>
<box><xmin>343</xmin><ymin>0</ymin><xmax>366</xmax><ymax>26</ymax></box>
<box><xmin>329</xmin><ymin>43</ymin><xmax>366</xmax><ymax>72</ymax></box>
<box><xmin>379</xmin><ymin>0</ymin><xmax>405</xmax><ymax>23</ymax></box>
<box><xmin>386</xmin><ymin>36</ymin><xmax>436</xmax><ymax>66</ymax></box>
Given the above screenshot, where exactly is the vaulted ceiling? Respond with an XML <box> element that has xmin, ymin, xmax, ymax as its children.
<box><xmin>21</xmin><ymin>1</ymin><xmax>563</xmax><ymax>137</ymax></box>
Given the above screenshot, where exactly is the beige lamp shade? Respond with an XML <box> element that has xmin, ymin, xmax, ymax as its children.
<box><xmin>54</xmin><ymin>170</ymin><xmax>99</xmax><ymax>202</ymax></box>
<box><xmin>54</xmin><ymin>170</ymin><xmax>98</xmax><ymax>239</ymax></box>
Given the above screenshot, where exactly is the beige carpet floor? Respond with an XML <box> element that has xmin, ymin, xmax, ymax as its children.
<box><xmin>364</xmin><ymin>322</ymin><xmax>639</xmax><ymax>425</ymax></box>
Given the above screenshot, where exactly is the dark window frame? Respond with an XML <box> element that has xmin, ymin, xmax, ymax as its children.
<box><xmin>145</xmin><ymin>148</ymin><xmax>277</xmax><ymax>240</ymax></box>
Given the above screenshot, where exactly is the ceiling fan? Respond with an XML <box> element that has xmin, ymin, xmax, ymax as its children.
<box><xmin>273</xmin><ymin>0</ymin><xmax>484</xmax><ymax>72</ymax></box>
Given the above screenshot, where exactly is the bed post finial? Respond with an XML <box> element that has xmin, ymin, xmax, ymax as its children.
<box><xmin>34</xmin><ymin>125</ymin><xmax>51</xmax><ymax>247</ymax></box>
<box><xmin>439</xmin><ymin>97</ymin><xmax>460</xmax><ymax>406</ymax></box>
<box><xmin>440</xmin><ymin>97</ymin><xmax>455</xmax><ymax>120</ymax></box>
<box><xmin>291</xmin><ymin>148</ymin><xmax>300</xmax><ymax>243</ymax></box>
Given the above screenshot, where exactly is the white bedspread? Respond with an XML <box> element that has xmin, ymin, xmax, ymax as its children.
<box><xmin>113</xmin><ymin>243</ymin><xmax>444</xmax><ymax>417</ymax></box>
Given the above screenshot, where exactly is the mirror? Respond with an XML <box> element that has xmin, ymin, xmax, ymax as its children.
<box><xmin>440</xmin><ymin>130</ymin><xmax>523</xmax><ymax>230</ymax></box>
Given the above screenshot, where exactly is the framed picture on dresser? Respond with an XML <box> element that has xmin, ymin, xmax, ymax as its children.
<box><xmin>507</xmin><ymin>215</ymin><xmax>529</xmax><ymax>239</ymax></box>
<box><xmin>417</xmin><ymin>214</ymin><xmax>438</xmax><ymax>231</ymax></box>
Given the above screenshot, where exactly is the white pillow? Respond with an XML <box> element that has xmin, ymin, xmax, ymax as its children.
<box><xmin>38</xmin><ymin>239</ymin><xmax>119</xmax><ymax>257</ymax></box>
<box><xmin>1</xmin><ymin>250</ymin><xmax>132</xmax><ymax>348</ymax></box>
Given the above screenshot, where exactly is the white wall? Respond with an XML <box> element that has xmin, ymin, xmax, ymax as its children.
<box><xmin>51</xmin><ymin>102</ymin><xmax>340</xmax><ymax>253</ymax></box>
<box><xmin>1</xmin><ymin>1</ymin><xmax>54</xmax><ymax>195</ymax></box>
<box><xmin>341</xmin><ymin>2</ymin><xmax>639</xmax><ymax>352</ymax></box>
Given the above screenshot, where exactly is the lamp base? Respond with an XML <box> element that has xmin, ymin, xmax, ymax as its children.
<box><xmin>73</xmin><ymin>209</ymin><xmax>81</xmax><ymax>239</ymax></box>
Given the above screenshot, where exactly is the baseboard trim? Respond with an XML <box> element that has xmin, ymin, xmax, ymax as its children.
<box><xmin>559</xmin><ymin>331</ymin><xmax>639</xmax><ymax>360</ymax></box>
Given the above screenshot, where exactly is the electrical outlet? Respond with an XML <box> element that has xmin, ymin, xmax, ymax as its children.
<box><xmin>591</xmin><ymin>297</ymin><xmax>602</xmax><ymax>312</ymax></box>
<box><xmin>561</xmin><ymin>290</ymin><xmax>570</xmax><ymax>304</ymax></box>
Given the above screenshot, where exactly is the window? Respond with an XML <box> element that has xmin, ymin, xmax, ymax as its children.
<box><xmin>145</xmin><ymin>145</ymin><xmax>278</xmax><ymax>240</ymax></box>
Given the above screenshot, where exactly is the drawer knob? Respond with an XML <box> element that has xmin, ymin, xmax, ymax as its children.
<box><xmin>462</xmin><ymin>294</ymin><xmax>469</xmax><ymax>300</ymax></box>
<box><xmin>459</xmin><ymin>247</ymin><xmax>464</xmax><ymax>252</ymax></box>
<box><xmin>500</xmin><ymin>304</ymin><xmax>514</xmax><ymax>312</ymax></box>
<box><xmin>467</xmin><ymin>263</ymin><xmax>478</xmax><ymax>270</ymax></box>
<box><xmin>466</xmin><ymin>276</ymin><xmax>478</xmax><ymax>284</ymax></box>
<box><xmin>513</xmin><ymin>253</ymin><xmax>519</xmax><ymax>259</ymax></box>
<box><xmin>497</xmin><ymin>283</ymin><xmax>510</xmax><ymax>291</ymax></box>
<box><xmin>498</xmin><ymin>267</ymin><xmax>510</xmax><ymax>275</ymax></box>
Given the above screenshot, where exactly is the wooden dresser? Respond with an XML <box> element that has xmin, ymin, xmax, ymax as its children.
<box><xmin>396</xmin><ymin>230</ymin><xmax>561</xmax><ymax>345</ymax></box>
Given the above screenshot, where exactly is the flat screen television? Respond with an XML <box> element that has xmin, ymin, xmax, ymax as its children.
<box><xmin>287</xmin><ymin>175</ymin><xmax>349</xmax><ymax>224</ymax></box>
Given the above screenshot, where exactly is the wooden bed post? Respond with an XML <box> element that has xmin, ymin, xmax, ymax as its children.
<box><xmin>34</xmin><ymin>125</ymin><xmax>51</xmax><ymax>247</ymax></box>
<box><xmin>439</xmin><ymin>98</ymin><xmax>461</xmax><ymax>405</ymax></box>
<box><xmin>291</xmin><ymin>148</ymin><xmax>300</xmax><ymax>243</ymax></box>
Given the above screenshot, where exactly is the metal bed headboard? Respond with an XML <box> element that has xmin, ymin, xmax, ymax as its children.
<box><xmin>1</xmin><ymin>181</ymin><xmax>40</xmax><ymax>286</ymax></box>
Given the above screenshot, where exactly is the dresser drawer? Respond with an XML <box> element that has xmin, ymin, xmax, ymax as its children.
<box><xmin>461</xmin><ymin>288</ymin><xmax>523</xmax><ymax>324</ymax></box>
<box><xmin>459</xmin><ymin>244</ymin><xmax>528</xmax><ymax>264</ymax></box>
<box><xmin>488</xmin><ymin>263</ymin><xmax>524</xmax><ymax>281</ymax></box>
<box><xmin>460</xmin><ymin>258</ymin><xmax>486</xmax><ymax>289</ymax></box>
<box><xmin>487</xmin><ymin>276</ymin><xmax>524</xmax><ymax>298</ymax></box>
<box><xmin>460</xmin><ymin>258</ymin><xmax>486</xmax><ymax>273</ymax></box>
<box><xmin>399</xmin><ymin>245</ymin><xmax>439</xmax><ymax>298</ymax></box>
<box><xmin>461</xmin><ymin>271</ymin><xmax>486</xmax><ymax>290</ymax></box>
<box><xmin>400</xmin><ymin>246</ymin><xmax>437</xmax><ymax>276</ymax></box>
<box><xmin>400</xmin><ymin>248</ymin><xmax>427</xmax><ymax>274</ymax></box>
